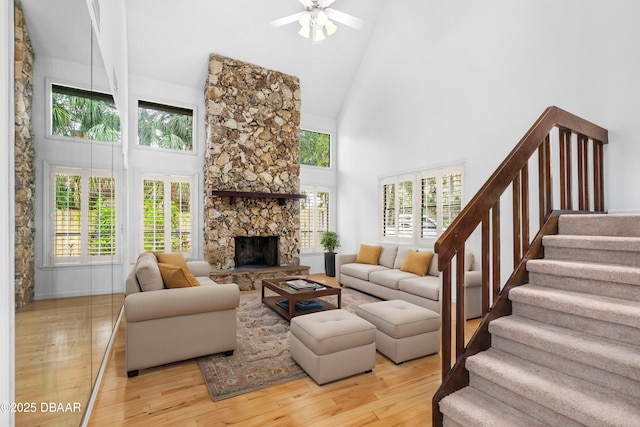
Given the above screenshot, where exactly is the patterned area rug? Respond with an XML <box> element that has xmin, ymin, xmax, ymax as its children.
<box><xmin>198</xmin><ymin>287</ymin><xmax>381</xmax><ymax>401</ymax></box>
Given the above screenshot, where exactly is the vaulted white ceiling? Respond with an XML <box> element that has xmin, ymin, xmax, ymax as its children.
<box><xmin>20</xmin><ymin>0</ymin><xmax>388</xmax><ymax>118</ymax></box>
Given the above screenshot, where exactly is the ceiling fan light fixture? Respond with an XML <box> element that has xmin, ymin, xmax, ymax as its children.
<box><xmin>316</xmin><ymin>10</ymin><xmax>329</xmax><ymax>27</ymax></box>
<box><xmin>298</xmin><ymin>25</ymin><xmax>310</xmax><ymax>38</ymax></box>
<box><xmin>299</xmin><ymin>11</ymin><xmax>312</xmax><ymax>27</ymax></box>
<box><xmin>325</xmin><ymin>20</ymin><xmax>337</xmax><ymax>36</ymax></box>
<box><xmin>313</xmin><ymin>26</ymin><xmax>326</xmax><ymax>42</ymax></box>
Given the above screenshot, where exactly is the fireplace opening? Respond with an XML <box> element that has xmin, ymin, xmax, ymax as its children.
<box><xmin>234</xmin><ymin>236</ymin><xmax>279</xmax><ymax>268</ymax></box>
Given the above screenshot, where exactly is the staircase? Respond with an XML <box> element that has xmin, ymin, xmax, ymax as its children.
<box><xmin>439</xmin><ymin>213</ymin><xmax>640</xmax><ymax>426</ymax></box>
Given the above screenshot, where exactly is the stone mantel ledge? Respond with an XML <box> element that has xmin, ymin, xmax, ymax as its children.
<box><xmin>210</xmin><ymin>265</ymin><xmax>311</xmax><ymax>291</ymax></box>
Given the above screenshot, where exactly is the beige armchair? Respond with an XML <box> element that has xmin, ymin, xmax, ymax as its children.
<box><xmin>124</xmin><ymin>253</ymin><xmax>240</xmax><ymax>377</ymax></box>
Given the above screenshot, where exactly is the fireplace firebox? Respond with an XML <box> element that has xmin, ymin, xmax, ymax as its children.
<box><xmin>234</xmin><ymin>236</ymin><xmax>279</xmax><ymax>268</ymax></box>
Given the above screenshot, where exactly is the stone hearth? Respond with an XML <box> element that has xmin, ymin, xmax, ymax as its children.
<box><xmin>203</xmin><ymin>53</ymin><xmax>303</xmax><ymax>290</ymax></box>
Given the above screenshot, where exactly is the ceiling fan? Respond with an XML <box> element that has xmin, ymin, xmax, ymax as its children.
<box><xmin>270</xmin><ymin>0</ymin><xmax>364</xmax><ymax>43</ymax></box>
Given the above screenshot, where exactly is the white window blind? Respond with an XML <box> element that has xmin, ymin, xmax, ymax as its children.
<box><xmin>380</xmin><ymin>165</ymin><xmax>463</xmax><ymax>244</ymax></box>
<box><xmin>52</xmin><ymin>166</ymin><xmax>117</xmax><ymax>264</ymax></box>
<box><xmin>141</xmin><ymin>174</ymin><xmax>193</xmax><ymax>255</ymax></box>
<box><xmin>300</xmin><ymin>186</ymin><xmax>330</xmax><ymax>251</ymax></box>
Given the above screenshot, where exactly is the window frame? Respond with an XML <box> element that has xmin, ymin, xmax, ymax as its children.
<box><xmin>135</xmin><ymin>98</ymin><xmax>197</xmax><ymax>154</ymax></box>
<box><xmin>139</xmin><ymin>173</ymin><xmax>195</xmax><ymax>258</ymax></box>
<box><xmin>379</xmin><ymin>165</ymin><xmax>464</xmax><ymax>245</ymax></box>
<box><xmin>46</xmin><ymin>79</ymin><xmax>121</xmax><ymax>145</ymax></box>
<box><xmin>300</xmin><ymin>185</ymin><xmax>331</xmax><ymax>253</ymax></box>
<box><xmin>48</xmin><ymin>165</ymin><xmax>120</xmax><ymax>266</ymax></box>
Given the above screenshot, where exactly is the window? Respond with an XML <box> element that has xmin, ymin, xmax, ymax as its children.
<box><xmin>141</xmin><ymin>174</ymin><xmax>193</xmax><ymax>255</ymax></box>
<box><xmin>50</xmin><ymin>84</ymin><xmax>121</xmax><ymax>142</ymax></box>
<box><xmin>299</xmin><ymin>129</ymin><xmax>330</xmax><ymax>167</ymax></box>
<box><xmin>51</xmin><ymin>166</ymin><xmax>117</xmax><ymax>264</ymax></box>
<box><xmin>380</xmin><ymin>166</ymin><xmax>463</xmax><ymax>244</ymax></box>
<box><xmin>300</xmin><ymin>186</ymin><xmax>330</xmax><ymax>251</ymax></box>
<box><xmin>137</xmin><ymin>100</ymin><xmax>194</xmax><ymax>151</ymax></box>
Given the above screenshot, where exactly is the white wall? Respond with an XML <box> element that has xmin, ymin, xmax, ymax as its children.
<box><xmin>337</xmin><ymin>0</ymin><xmax>640</xmax><ymax>256</ymax></box>
<box><xmin>2</xmin><ymin>1</ymin><xmax>15</xmax><ymax>424</ymax></box>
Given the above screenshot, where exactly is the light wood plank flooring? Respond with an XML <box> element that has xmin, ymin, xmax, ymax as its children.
<box><xmin>15</xmin><ymin>293</ymin><xmax>123</xmax><ymax>427</ymax></box>
<box><xmin>89</xmin><ymin>275</ymin><xmax>480</xmax><ymax>426</ymax></box>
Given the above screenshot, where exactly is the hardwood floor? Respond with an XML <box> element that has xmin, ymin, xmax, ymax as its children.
<box><xmin>88</xmin><ymin>275</ymin><xmax>480</xmax><ymax>426</ymax></box>
<box><xmin>14</xmin><ymin>293</ymin><xmax>123</xmax><ymax>427</ymax></box>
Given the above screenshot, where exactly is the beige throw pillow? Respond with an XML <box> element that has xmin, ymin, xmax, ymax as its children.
<box><xmin>400</xmin><ymin>250</ymin><xmax>434</xmax><ymax>276</ymax></box>
<box><xmin>135</xmin><ymin>254</ymin><xmax>164</xmax><ymax>292</ymax></box>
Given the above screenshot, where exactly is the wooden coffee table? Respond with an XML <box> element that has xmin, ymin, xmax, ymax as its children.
<box><xmin>261</xmin><ymin>277</ymin><xmax>342</xmax><ymax>321</ymax></box>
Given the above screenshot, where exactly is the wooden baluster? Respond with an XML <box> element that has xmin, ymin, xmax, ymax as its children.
<box><xmin>577</xmin><ymin>134</ymin><xmax>586</xmax><ymax>210</ymax></box>
<box><xmin>594</xmin><ymin>141</ymin><xmax>604</xmax><ymax>211</ymax></box>
<box><xmin>481</xmin><ymin>214</ymin><xmax>490</xmax><ymax>317</ymax></box>
<box><xmin>565</xmin><ymin>130</ymin><xmax>573</xmax><ymax>209</ymax></box>
<box><xmin>441</xmin><ymin>264</ymin><xmax>452</xmax><ymax>379</ymax></box>
<box><xmin>492</xmin><ymin>201</ymin><xmax>501</xmax><ymax>301</ymax></box>
<box><xmin>456</xmin><ymin>248</ymin><xmax>466</xmax><ymax>357</ymax></box>
<box><xmin>512</xmin><ymin>174</ymin><xmax>521</xmax><ymax>268</ymax></box>
<box><xmin>538</xmin><ymin>139</ymin><xmax>548</xmax><ymax>226</ymax></box>
<box><xmin>521</xmin><ymin>164</ymin><xmax>530</xmax><ymax>255</ymax></box>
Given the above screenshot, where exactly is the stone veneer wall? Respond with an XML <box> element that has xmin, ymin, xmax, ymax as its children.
<box><xmin>203</xmin><ymin>53</ymin><xmax>302</xmax><ymax>287</ymax></box>
<box><xmin>14</xmin><ymin>1</ymin><xmax>35</xmax><ymax>309</ymax></box>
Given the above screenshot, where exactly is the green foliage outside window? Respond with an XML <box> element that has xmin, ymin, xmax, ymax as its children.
<box><xmin>51</xmin><ymin>84</ymin><xmax>121</xmax><ymax>142</ymax></box>
<box><xmin>138</xmin><ymin>101</ymin><xmax>193</xmax><ymax>151</ymax></box>
<box><xmin>300</xmin><ymin>129</ymin><xmax>330</xmax><ymax>167</ymax></box>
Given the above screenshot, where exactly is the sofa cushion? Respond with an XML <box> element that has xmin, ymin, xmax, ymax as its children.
<box><xmin>369</xmin><ymin>269</ymin><xmax>417</xmax><ymax>290</ymax></box>
<box><xmin>393</xmin><ymin>246</ymin><xmax>413</xmax><ymax>269</ymax></box>
<box><xmin>135</xmin><ymin>253</ymin><xmax>164</xmax><ymax>292</ymax></box>
<box><xmin>398</xmin><ymin>276</ymin><xmax>440</xmax><ymax>301</ymax></box>
<box><xmin>355</xmin><ymin>244</ymin><xmax>383</xmax><ymax>265</ymax></box>
<box><xmin>400</xmin><ymin>250</ymin><xmax>433</xmax><ymax>276</ymax></box>
<box><xmin>155</xmin><ymin>252</ymin><xmax>189</xmax><ymax>270</ymax></box>
<box><xmin>428</xmin><ymin>253</ymin><xmax>440</xmax><ymax>277</ymax></box>
<box><xmin>341</xmin><ymin>262</ymin><xmax>388</xmax><ymax>281</ymax></box>
<box><xmin>378</xmin><ymin>245</ymin><xmax>398</xmax><ymax>269</ymax></box>
<box><xmin>157</xmin><ymin>263</ymin><xmax>200</xmax><ymax>288</ymax></box>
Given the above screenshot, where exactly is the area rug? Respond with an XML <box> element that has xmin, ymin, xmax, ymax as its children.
<box><xmin>197</xmin><ymin>287</ymin><xmax>381</xmax><ymax>401</ymax></box>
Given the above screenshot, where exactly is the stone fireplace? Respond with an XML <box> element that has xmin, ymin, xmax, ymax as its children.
<box><xmin>203</xmin><ymin>53</ymin><xmax>309</xmax><ymax>289</ymax></box>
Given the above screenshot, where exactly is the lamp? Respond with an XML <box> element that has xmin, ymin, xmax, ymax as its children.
<box><xmin>298</xmin><ymin>7</ymin><xmax>337</xmax><ymax>43</ymax></box>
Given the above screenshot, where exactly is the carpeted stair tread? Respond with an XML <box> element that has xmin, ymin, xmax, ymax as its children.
<box><xmin>509</xmin><ymin>284</ymin><xmax>640</xmax><ymax>329</ymax></box>
<box><xmin>543</xmin><ymin>234</ymin><xmax>640</xmax><ymax>251</ymax></box>
<box><xmin>440</xmin><ymin>387</ymin><xmax>547</xmax><ymax>427</ymax></box>
<box><xmin>489</xmin><ymin>315</ymin><xmax>640</xmax><ymax>382</ymax></box>
<box><xmin>466</xmin><ymin>348</ymin><xmax>640</xmax><ymax>426</ymax></box>
<box><xmin>526</xmin><ymin>259</ymin><xmax>640</xmax><ymax>286</ymax></box>
<box><xmin>542</xmin><ymin>235</ymin><xmax>640</xmax><ymax>267</ymax></box>
<box><xmin>558</xmin><ymin>214</ymin><xmax>640</xmax><ymax>237</ymax></box>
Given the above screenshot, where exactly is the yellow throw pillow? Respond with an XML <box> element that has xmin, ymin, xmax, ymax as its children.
<box><xmin>400</xmin><ymin>250</ymin><xmax>434</xmax><ymax>276</ymax></box>
<box><xmin>157</xmin><ymin>263</ymin><xmax>200</xmax><ymax>288</ymax></box>
<box><xmin>155</xmin><ymin>252</ymin><xmax>189</xmax><ymax>270</ymax></box>
<box><xmin>355</xmin><ymin>244</ymin><xmax>383</xmax><ymax>265</ymax></box>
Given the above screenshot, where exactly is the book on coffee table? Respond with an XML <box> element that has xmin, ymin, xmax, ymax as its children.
<box><xmin>295</xmin><ymin>299</ymin><xmax>323</xmax><ymax>310</ymax></box>
<box><xmin>285</xmin><ymin>279</ymin><xmax>316</xmax><ymax>290</ymax></box>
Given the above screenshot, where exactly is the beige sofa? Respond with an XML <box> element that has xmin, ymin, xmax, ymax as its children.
<box><xmin>124</xmin><ymin>253</ymin><xmax>240</xmax><ymax>377</ymax></box>
<box><xmin>336</xmin><ymin>245</ymin><xmax>481</xmax><ymax>319</ymax></box>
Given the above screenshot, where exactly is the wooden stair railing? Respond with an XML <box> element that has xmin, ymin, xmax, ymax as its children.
<box><xmin>431</xmin><ymin>106</ymin><xmax>609</xmax><ymax>426</ymax></box>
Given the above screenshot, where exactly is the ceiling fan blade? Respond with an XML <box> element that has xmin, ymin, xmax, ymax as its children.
<box><xmin>270</xmin><ymin>12</ymin><xmax>304</xmax><ymax>28</ymax></box>
<box><xmin>325</xmin><ymin>8</ymin><xmax>364</xmax><ymax>29</ymax></box>
<box><xmin>317</xmin><ymin>0</ymin><xmax>337</xmax><ymax>7</ymax></box>
<box><xmin>298</xmin><ymin>0</ymin><xmax>314</xmax><ymax>8</ymax></box>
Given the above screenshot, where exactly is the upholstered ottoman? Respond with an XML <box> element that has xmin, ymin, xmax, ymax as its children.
<box><xmin>356</xmin><ymin>300</ymin><xmax>441</xmax><ymax>364</ymax></box>
<box><xmin>290</xmin><ymin>309</ymin><xmax>376</xmax><ymax>385</ymax></box>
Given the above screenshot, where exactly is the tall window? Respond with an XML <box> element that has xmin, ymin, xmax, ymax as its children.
<box><xmin>141</xmin><ymin>174</ymin><xmax>193</xmax><ymax>255</ymax></box>
<box><xmin>300</xmin><ymin>186</ymin><xmax>330</xmax><ymax>251</ymax></box>
<box><xmin>51</xmin><ymin>166</ymin><xmax>117</xmax><ymax>264</ymax></box>
<box><xmin>300</xmin><ymin>129</ymin><xmax>330</xmax><ymax>167</ymax></box>
<box><xmin>137</xmin><ymin>100</ymin><xmax>194</xmax><ymax>151</ymax></box>
<box><xmin>50</xmin><ymin>84</ymin><xmax>121</xmax><ymax>142</ymax></box>
<box><xmin>380</xmin><ymin>166</ymin><xmax>463</xmax><ymax>244</ymax></box>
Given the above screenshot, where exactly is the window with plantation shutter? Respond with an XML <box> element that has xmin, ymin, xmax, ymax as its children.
<box><xmin>141</xmin><ymin>174</ymin><xmax>193</xmax><ymax>256</ymax></box>
<box><xmin>380</xmin><ymin>165</ymin><xmax>463</xmax><ymax>244</ymax></box>
<box><xmin>51</xmin><ymin>166</ymin><xmax>118</xmax><ymax>264</ymax></box>
<box><xmin>300</xmin><ymin>186</ymin><xmax>330</xmax><ymax>252</ymax></box>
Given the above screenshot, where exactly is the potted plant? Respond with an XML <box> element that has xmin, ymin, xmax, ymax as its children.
<box><xmin>320</xmin><ymin>231</ymin><xmax>341</xmax><ymax>277</ymax></box>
